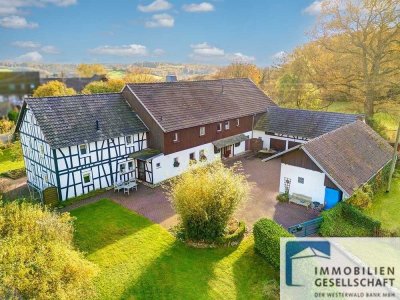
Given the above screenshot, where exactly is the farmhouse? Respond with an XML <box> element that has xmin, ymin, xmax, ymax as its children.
<box><xmin>16</xmin><ymin>78</ymin><xmax>277</xmax><ymax>200</ymax></box>
<box><xmin>253</xmin><ymin>107</ymin><xmax>361</xmax><ymax>151</ymax></box>
<box><xmin>266</xmin><ymin>121</ymin><xmax>393</xmax><ymax>208</ymax></box>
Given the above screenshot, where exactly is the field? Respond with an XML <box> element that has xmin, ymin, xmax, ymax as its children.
<box><xmin>71</xmin><ymin>199</ymin><xmax>278</xmax><ymax>300</ymax></box>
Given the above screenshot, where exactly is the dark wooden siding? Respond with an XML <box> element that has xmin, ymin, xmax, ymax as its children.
<box><xmin>281</xmin><ymin>149</ymin><xmax>322</xmax><ymax>173</ymax></box>
<box><xmin>324</xmin><ymin>175</ymin><xmax>339</xmax><ymax>190</ymax></box>
<box><xmin>270</xmin><ymin>138</ymin><xmax>286</xmax><ymax>151</ymax></box>
<box><xmin>288</xmin><ymin>141</ymin><xmax>301</xmax><ymax>148</ymax></box>
<box><xmin>122</xmin><ymin>87</ymin><xmax>165</xmax><ymax>152</ymax></box>
<box><xmin>164</xmin><ymin>115</ymin><xmax>254</xmax><ymax>155</ymax></box>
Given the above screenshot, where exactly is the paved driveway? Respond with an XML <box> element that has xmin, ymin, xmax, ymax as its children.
<box><xmin>66</xmin><ymin>154</ymin><xmax>318</xmax><ymax>230</ymax></box>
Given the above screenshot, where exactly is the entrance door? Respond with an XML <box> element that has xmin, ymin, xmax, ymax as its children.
<box><xmin>137</xmin><ymin>160</ymin><xmax>146</xmax><ymax>181</ymax></box>
<box><xmin>222</xmin><ymin>145</ymin><xmax>232</xmax><ymax>158</ymax></box>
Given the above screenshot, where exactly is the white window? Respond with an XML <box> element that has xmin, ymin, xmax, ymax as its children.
<box><xmin>126</xmin><ymin>135</ymin><xmax>133</xmax><ymax>145</ymax></box>
<box><xmin>189</xmin><ymin>152</ymin><xmax>196</xmax><ymax>161</ymax></box>
<box><xmin>173</xmin><ymin>132</ymin><xmax>179</xmax><ymax>142</ymax></box>
<box><xmin>173</xmin><ymin>157</ymin><xmax>180</xmax><ymax>167</ymax></box>
<box><xmin>199</xmin><ymin>149</ymin><xmax>207</xmax><ymax>161</ymax></box>
<box><xmin>200</xmin><ymin>126</ymin><xmax>206</xmax><ymax>136</ymax></box>
<box><xmin>236</xmin><ymin>118</ymin><xmax>240</xmax><ymax>127</ymax></box>
<box><xmin>298</xmin><ymin>177</ymin><xmax>304</xmax><ymax>184</ymax></box>
<box><xmin>82</xmin><ymin>171</ymin><xmax>92</xmax><ymax>185</ymax></box>
<box><xmin>128</xmin><ymin>161</ymin><xmax>134</xmax><ymax>171</ymax></box>
<box><xmin>217</xmin><ymin>123</ymin><xmax>222</xmax><ymax>132</ymax></box>
<box><xmin>119</xmin><ymin>160</ymin><xmax>134</xmax><ymax>174</ymax></box>
<box><xmin>225</xmin><ymin>121</ymin><xmax>230</xmax><ymax>130</ymax></box>
<box><xmin>156</xmin><ymin>162</ymin><xmax>161</xmax><ymax>168</ymax></box>
<box><xmin>119</xmin><ymin>163</ymin><xmax>126</xmax><ymax>174</ymax></box>
<box><xmin>79</xmin><ymin>144</ymin><xmax>88</xmax><ymax>156</ymax></box>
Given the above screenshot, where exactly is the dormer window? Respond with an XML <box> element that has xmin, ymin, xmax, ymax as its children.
<box><xmin>217</xmin><ymin>123</ymin><xmax>222</xmax><ymax>132</ymax></box>
<box><xmin>236</xmin><ymin>118</ymin><xmax>240</xmax><ymax>127</ymax></box>
<box><xmin>200</xmin><ymin>126</ymin><xmax>205</xmax><ymax>136</ymax></box>
<box><xmin>173</xmin><ymin>132</ymin><xmax>179</xmax><ymax>143</ymax></box>
<box><xmin>79</xmin><ymin>144</ymin><xmax>88</xmax><ymax>156</ymax></box>
<box><xmin>225</xmin><ymin>121</ymin><xmax>230</xmax><ymax>130</ymax></box>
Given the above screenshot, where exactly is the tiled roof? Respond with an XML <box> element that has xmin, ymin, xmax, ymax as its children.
<box><xmin>255</xmin><ymin>107</ymin><xmax>361</xmax><ymax>139</ymax></box>
<box><xmin>126</xmin><ymin>78</ymin><xmax>276</xmax><ymax>132</ymax></box>
<box><xmin>303</xmin><ymin>121</ymin><xmax>393</xmax><ymax>196</ymax></box>
<box><xmin>23</xmin><ymin>93</ymin><xmax>148</xmax><ymax>149</ymax></box>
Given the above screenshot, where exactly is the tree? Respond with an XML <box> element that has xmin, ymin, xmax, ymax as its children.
<box><xmin>33</xmin><ymin>81</ymin><xmax>76</xmax><ymax>97</ymax></box>
<box><xmin>0</xmin><ymin>200</ymin><xmax>98</xmax><ymax>299</ymax></box>
<box><xmin>214</xmin><ymin>63</ymin><xmax>263</xmax><ymax>86</ymax></box>
<box><xmin>82</xmin><ymin>78</ymin><xmax>125</xmax><ymax>94</ymax></box>
<box><xmin>76</xmin><ymin>64</ymin><xmax>107</xmax><ymax>78</ymax></box>
<box><xmin>314</xmin><ymin>0</ymin><xmax>400</xmax><ymax>119</ymax></box>
<box><xmin>167</xmin><ymin>161</ymin><xmax>250</xmax><ymax>242</ymax></box>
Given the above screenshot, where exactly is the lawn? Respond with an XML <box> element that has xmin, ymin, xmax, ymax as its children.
<box><xmin>70</xmin><ymin>199</ymin><xmax>278</xmax><ymax>300</ymax></box>
<box><xmin>365</xmin><ymin>175</ymin><xmax>400</xmax><ymax>233</ymax></box>
<box><xmin>0</xmin><ymin>147</ymin><xmax>24</xmax><ymax>173</ymax></box>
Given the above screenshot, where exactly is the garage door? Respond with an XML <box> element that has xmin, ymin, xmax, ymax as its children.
<box><xmin>270</xmin><ymin>138</ymin><xmax>286</xmax><ymax>151</ymax></box>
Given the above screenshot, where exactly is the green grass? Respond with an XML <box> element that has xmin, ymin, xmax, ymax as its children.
<box><xmin>365</xmin><ymin>175</ymin><xmax>400</xmax><ymax>232</ymax></box>
<box><xmin>0</xmin><ymin>148</ymin><xmax>24</xmax><ymax>173</ymax></box>
<box><xmin>71</xmin><ymin>199</ymin><xmax>278</xmax><ymax>300</ymax></box>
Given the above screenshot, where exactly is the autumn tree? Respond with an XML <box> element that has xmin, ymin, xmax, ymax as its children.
<box><xmin>33</xmin><ymin>80</ymin><xmax>76</xmax><ymax>97</ymax></box>
<box><xmin>76</xmin><ymin>64</ymin><xmax>107</xmax><ymax>78</ymax></box>
<box><xmin>82</xmin><ymin>78</ymin><xmax>125</xmax><ymax>94</ymax></box>
<box><xmin>314</xmin><ymin>0</ymin><xmax>400</xmax><ymax>119</ymax></box>
<box><xmin>214</xmin><ymin>63</ymin><xmax>263</xmax><ymax>85</ymax></box>
<box><xmin>0</xmin><ymin>201</ymin><xmax>98</xmax><ymax>299</ymax></box>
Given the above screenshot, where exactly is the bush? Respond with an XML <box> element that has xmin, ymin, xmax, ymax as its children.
<box><xmin>0</xmin><ymin>200</ymin><xmax>98</xmax><ymax>299</ymax></box>
<box><xmin>253</xmin><ymin>218</ymin><xmax>293</xmax><ymax>270</ymax></box>
<box><xmin>33</xmin><ymin>80</ymin><xmax>76</xmax><ymax>97</ymax></box>
<box><xmin>319</xmin><ymin>203</ymin><xmax>379</xmax><ymax>237</ymax></box>
<box><xmin>167</xmin><ymin>161</ymin><xmax>250</xmax><ymax>242</ymax></box>
<box><xmin>348</xmin><ymin>185</ymin><xmax>373</xmax><ymax>209</ymax></box>
<box><xmin>216</xmin><ymin>221</ymin><xmax>246</xmax><ymax>246</ymax></box>
<box><xmin>276</xmin><ymin>193</ymin><xmax>289</xmax><ymax>202</ymax></box>
<box><xmin>0</xmin><ymin>119</ymin><xmax>14</xmax><ymax>134</ymax></box>
<box><xmin>0</xmin><ymin>167</ymin><xmax>26</xmax><ymax>179</ymax></box>
<box><xmin>7</xmin><ymin>110</ymin><xmax>19</xmax><ymax>123</ymax></box>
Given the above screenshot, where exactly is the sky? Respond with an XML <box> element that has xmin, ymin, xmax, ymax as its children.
<box><xmin>0</xmin><ymin>0</ymin><xmax>323</xmax><ymax>66</ymax></box>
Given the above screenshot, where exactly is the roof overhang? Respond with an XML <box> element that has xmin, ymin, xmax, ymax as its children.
<box><xmin>212</xmin><ymin>133</ymin><xmax>249</xmax><ymax>149</ymax></box>
<box><xmin>129</xmin><ymin>148</ymin><xmax>162</xmax><ymax>161</ymax></box>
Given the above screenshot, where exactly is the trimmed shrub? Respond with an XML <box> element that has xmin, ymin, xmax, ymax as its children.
<box><xmin>341</xmin><ymin>202</ymin><xmax>381</xmax><ymax>232</ymax></box>
<box><xmin>276</xmin><ymin>193</ymin><xmax>289</xmax><ymax>202</ymax></box>
<box><xmin>253</xmin><ymin>218</ymin><xmax>293</xmax><ymax>270</ymax></box>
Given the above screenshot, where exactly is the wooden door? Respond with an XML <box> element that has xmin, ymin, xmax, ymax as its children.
<box><xmin>137</xmin><ymin>160</ymin><xmax>146</xmax><ymax>181</ymax></box>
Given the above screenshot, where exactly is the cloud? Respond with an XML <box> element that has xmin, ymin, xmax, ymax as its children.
<box><xmin>41</xmin><ymin>45</ymin><xmax>59</xmax><ymax>54</ymax></box>
<box><xmin>0</xmin><ymin>16</ymin><xmax>38</xmax><ymax>29</ymax></box>
<box><xmin>145</xmin><ymin>13</ymin><xmax>174</xmax><ymax>28</ymax></box>
<box><xmin>15</xmin><ymin>51</ymin><xmax>43</xmax><ymax>62</ymax></box>
<box><xmin>90</xmin><ymin>44</ymin><xmax>148</xmax><ymax>56</ymax></box>
<box><xmin>182</xmin><ymin>2</ymin><xmax>214</xmax><ymax>12</ymax></box>
<box><xmin>190</xmin><ymin>42</ymin><xmax>225</xmax><ymax>57</ymax></box>
<box><xmin>12</xmin><ymin>40</ymin><xmax>41</xmax><ymax>48</ymax></box>
<box><xmin>303</xmin><ymin>1</ymin><xmax>323</xmax><ymax>15</ymax></box>
<box><xmin>0</xmin><ymin>0</ymin><xmax>76</xmax><ymax>17</ymax></box>
<box><xmin>153</xmin><ymin>48</ymin><xmax>165</xmax><ymax>56</ymax></box>
<box><xmin>189</xmin><ymin>42</ymin><xmax>255</xmax><ymax>63</ymax></box>
<box><xmin>271</xmin><ymin>51</ymin><xmax>287</xmax><ymax>60</ymax></box>
<box><xmin>0</xmin><ymin>6</ymin><xmax>19</xmax><ymax>16</ymax></box>
<box><xmin>138</xmin><ymin>0</ymin><xmax>172</xmax><ymax>13</ymax></box>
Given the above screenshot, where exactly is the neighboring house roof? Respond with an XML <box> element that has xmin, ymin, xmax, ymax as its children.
<box><xmin>40</xmin><ymin>75</ymin><xmax>106</xmax><ymax>92</ymax></box>
<box><xmin>255</xmin><ymin>107</ymin><xmax>361</xmax><ymax>139</ymax></box>
<box><xmin>126</xmin><ymin>78</ymin><xmax>276</xmax><ymax>132</ymax></box>
<box><xmin>17</xmin><ymin>93</ymin><xmax>147</xmax><ymax>149</ymax></box>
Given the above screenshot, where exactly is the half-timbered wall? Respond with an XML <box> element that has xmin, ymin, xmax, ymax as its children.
<box><xmin>55</xmin><ymin>133</ymin><xmax>147</xmax><ymax>200</ymax></box>
<box><xmin>19</xmin><ymin>107</ymin><xmax>57</xmax><ymax>191</ymax></box>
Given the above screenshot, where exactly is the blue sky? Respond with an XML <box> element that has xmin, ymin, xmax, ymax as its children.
<box><xmin>0</xmin><ymin>0</ymin><xmax>322</xmax><ymax>66</ymax></box>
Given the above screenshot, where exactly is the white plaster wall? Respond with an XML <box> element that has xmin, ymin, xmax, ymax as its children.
<box><xmin>252</xmin><ymin>131</ymin><xmax>307</xmax><ymax>150</ymax></box>
<box><xmin>279</xmin><ymin>163</ymin><xmax>326</xmax><ymax>203</ymax></box>
<box><xmin>253</xmin><ymin>130</ymin><xmax>271</xmax><ymax>149</ymax></box>
<box><xmin>234</xmin><ymin>139</ymin><xmax>246</xmax><ymax>155</ymax></box>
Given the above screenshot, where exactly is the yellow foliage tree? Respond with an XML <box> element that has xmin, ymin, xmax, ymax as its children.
<box><xmin>0</xmin><ymin>201</ymin><xmax>98</xmax><ymax>299</ymax></box>
<box><xmin>76</xmin><ymin>64</ymin><xmax>107</xmax><ymax>78</ymax></box>
<box><xmin>82</xmin><ymin>78</ymin><xmax>125</xmax><ymax>94</ymax></box>
<box><xmin>214</xmin><ymin>63</ymin><xmax>262</xmax><ymax>86</ymax></box>
<box><xmin>33</xmin><ymin>81</ymin><xmax>76</xmax><ymax>97</ymax></box>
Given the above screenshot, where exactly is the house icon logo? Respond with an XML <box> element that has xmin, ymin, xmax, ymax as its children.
<box><xmin>285</xmin><ymin>241</ymin><xmax>330</xmax><ymax>286</ymax></box>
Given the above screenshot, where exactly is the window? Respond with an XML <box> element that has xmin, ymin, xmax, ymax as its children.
<box><xmin>119</xmin><ymin>160</ymin><xmax>134</xmax><ymax>173</ymax></box>
<box><xmin>189</xmin><ymin>152</ymin><xmax>196</xmax><ymax>161</ymax></box>
<box><xmin>236</xmin><ymin>118</ymin><xmax>240</xmax><ymax>127</ymax></box>
<box><xmin>217</xmin><ymin>123</ymin><xmax>222</xmax><ymax>132</ymax></box>
<box><xmin>128</xmin><ymin>161</ymin><xmax>134</xmax><ymax>171</ymax></box>
<box><xmin>200</xmin><ymin>126</ymin><xmax>205</xmax><ymax>136</ymax></box>
<box><xmin>298</xmin><ymin>177</ymin><xmax>304</xmax><ymax>184</ymax></box>
<box><xmin>9</xmin><ymin>84</ymin><xmax>16</xmax><ymax>91</ymax></box>
<box><xmin>224</xmin><ymin>121</ymin><xmax>230</xmax><ymax>130</ymax></box>
<box><xmin>20</xmin><ymin>83</ymin><xmax>26</xmax><ymax>90</ymax></box>
<box><xmin>173</xmin><ymin>132</ymin><xmax>179</xmax><ymax>143</ymax></box>
<box><xmin>199</xmin><ymin>149</ymin><xmax>207</xmax><ymax>161</ymax></box>
<box><xmin>235</xmin><ymin>142</ymin><xmax>241</xmax><ymax>147</ymax></box>
<box><xmin>156</xmin><ymin>162</ymin><xmax>161</xmax><ymax>168</ymax></box>
<box><xmin>119</xmin><ymin>163</ymin><xmax>126</xmax><ymax>174</ymax></box>
<box><xmin>82</xmin><ymin>172</ymin><xmax>92</xmax><ymax>185</ymax></box>
<box><xmin>126</xmin><ymin>135</ymin><xmax>133</xmax><ymax>145</ymax></box>
<box><xmin>173</xmin><ymin>157</ymin><xmax>180</xmax><ymax>167</ymax></box>
<box><xmin>79</xmin><ymin>144</ymin><xmax>88</xmax><ymax>156</ymax></box>
<box><xmin>39</xmin><ymin>144</ymin><xmax>44</xmax><ymax>155</ymax></box>
<box><xmin>30</xmin><ymin>83</ymin><xmax>36</xmax><ymax>89</ymax></box>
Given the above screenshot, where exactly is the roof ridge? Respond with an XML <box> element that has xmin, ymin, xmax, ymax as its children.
<box><xmin>126</xmin><ymin>78</ymin><xmax>250</xmax><ymax>86</ymax></box>
<box><xmin>269</xmin><ymin>106</ymin><xmax>362</xmax><ymax>117</ymax></box>
<box><xmin>26</xmin><ymin>92</ymin><xmax>122</xmax><ymax>100</ymax></box>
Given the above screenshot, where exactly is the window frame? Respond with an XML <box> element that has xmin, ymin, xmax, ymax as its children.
<box><xmin>79</xmin><ymin>144</ymin><xmax>89</xmax><ymax>156</ymax></box>
<box><xmin>236</xmin><ymin>118</ymin><xmax>240</xmax><ymax>127</ymax></box>
<box><xmin>199</xmin><ymin>126</ymin><xmax>206</xmax><ymax>136</ymax></box>
<box><xmin>125</xmin><ymin>135</ymin><xmax>133</xmax><ymax>146</ymax></box>
<box><xmin>298</xmin><ymin>177</ymin><xmax>305</xmax><ymax>184</ymax></box>
<box><xmin>82</xmin><ymin>171</ymin><xmax>92</xmax><ymax>185</ymax></box>
<box><xmin>189</xmin><ymin>152</ymin><xmax>196</xmax><ymax>161</ymax></box>
<box><xmin>119</xmin><ymin>160</ymin><xmax>134</xmax><ymax>174</ymax></box>
<box><xmin>224</xmin><ymin>121</ymin><xmax>230</xmax><ymax>130</ymax></box>
<box><xmin>217</xmin><ymin>123</ymin><xmax>222</xmax><ymax>132</ymax></box>
<box><xmin>173</xmin><ymin>132</ymin><xmax>179</xmax><ymax>143</ymax></box>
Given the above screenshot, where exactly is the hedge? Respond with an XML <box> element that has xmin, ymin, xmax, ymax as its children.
<box><xmin>253</xmin><ymin>218</ymin><xmax>293</xmax><ymax>270</ymax></box>
<box><xmin>341</xmin><ymin>202</ymin><xmax>381</xmax><ymax>232</ymax></box>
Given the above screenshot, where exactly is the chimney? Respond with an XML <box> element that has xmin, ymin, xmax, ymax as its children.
<box><xmin>96</xmin><ymin>120</ymin><xmax>100</xmax><ymax>131</ymax></box>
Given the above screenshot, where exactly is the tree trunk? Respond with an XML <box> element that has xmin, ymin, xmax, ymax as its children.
<box><xmin>364</xmin><ymin>93</ymin><xmax>374</xmax><ymax>119</ymax></box>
